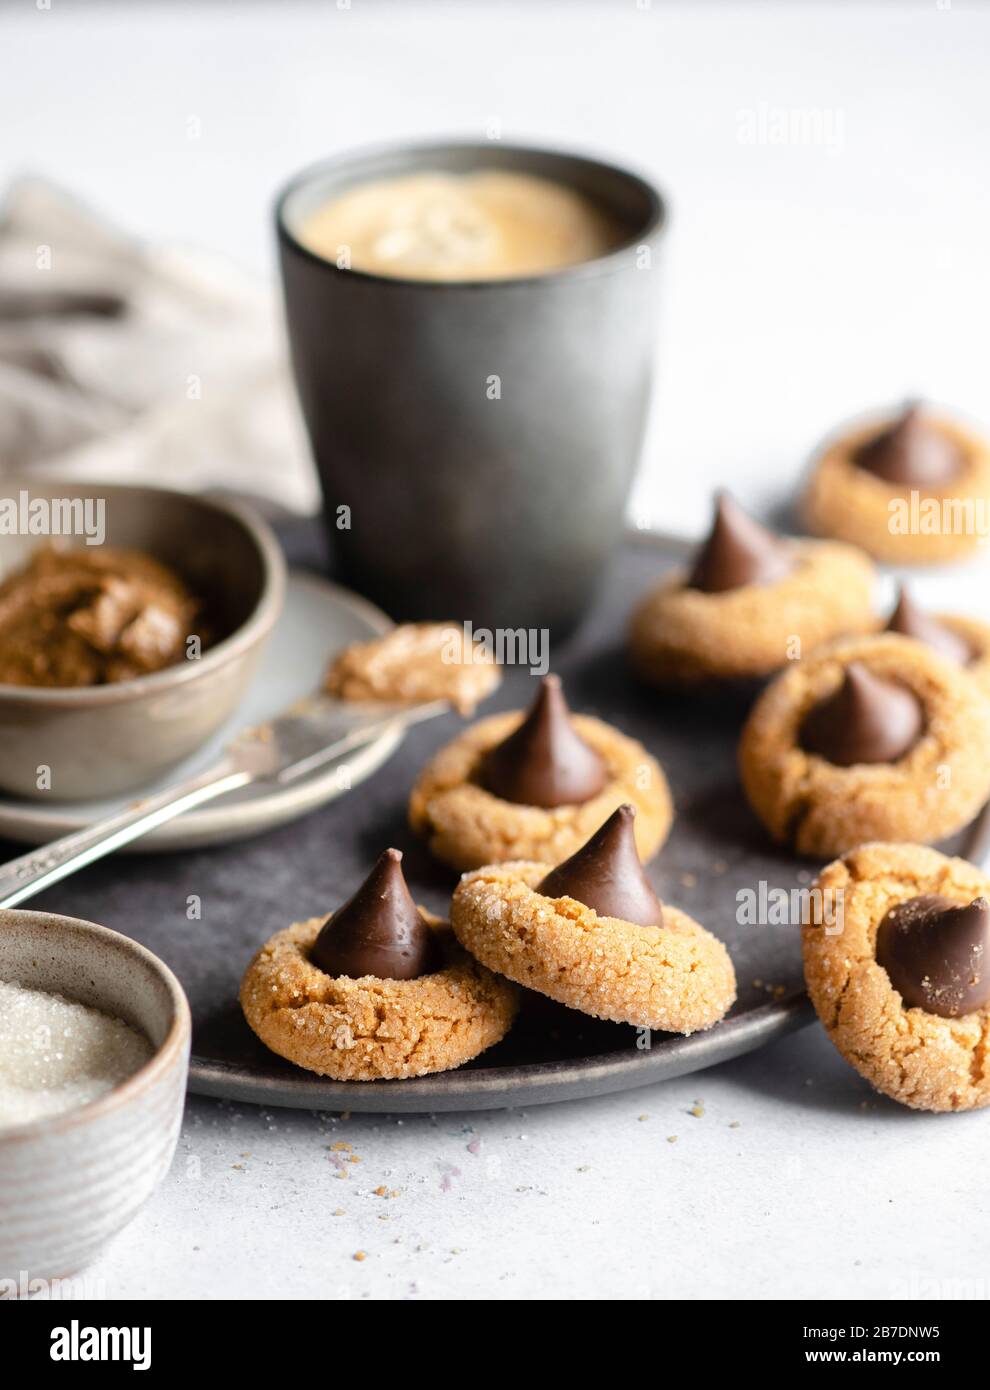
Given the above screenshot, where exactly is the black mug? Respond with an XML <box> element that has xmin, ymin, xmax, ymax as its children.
<box><xmin>276</xmin><ymin>141</ymin><xmax>666</xmax><ymax>635</ymax></box>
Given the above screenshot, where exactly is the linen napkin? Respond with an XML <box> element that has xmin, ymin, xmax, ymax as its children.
<box><xmin>0</xmin><ymin>177</ymin><xmax>319</xmax><ymax>517</ymax></box>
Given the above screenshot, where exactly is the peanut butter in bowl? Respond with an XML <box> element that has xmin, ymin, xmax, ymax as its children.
<box><xmin>0</xmin><ymin>545</ymin><xmax>206</xmax><ymax>688</ymax></box>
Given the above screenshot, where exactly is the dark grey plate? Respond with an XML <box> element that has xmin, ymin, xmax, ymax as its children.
<box><xmin>17</xmin><ymin>523</ymin><xmax>826</xmax><ymax>1113</ymax></box>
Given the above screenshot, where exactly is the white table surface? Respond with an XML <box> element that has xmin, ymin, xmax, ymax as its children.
<box><xmin>5</xmin><ymin>0</ymin><xmax>990</xmax><ymax>1301</ymax></box>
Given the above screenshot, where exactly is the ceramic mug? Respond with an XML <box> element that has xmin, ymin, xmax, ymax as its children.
<box><xmin>276</xmin><ymin>141</ymin><xmax>667</xmax><ymax>637</ymax></box>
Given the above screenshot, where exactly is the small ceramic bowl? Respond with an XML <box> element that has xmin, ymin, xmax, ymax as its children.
<box><xmin>0</xmin><ymin>908</ymin><xmax>190</xmax><ymax>1286</ymax></box>
<box><xmin>0</xmin><ymin>479</ymin><xmax>286</xmax><ymax>799</ymax></box>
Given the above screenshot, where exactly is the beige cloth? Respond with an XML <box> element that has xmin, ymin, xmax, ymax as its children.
<box><xmin>0</xmin><ymin>178</ymin><xmax>319</xmax><ymax>516</ymax></box>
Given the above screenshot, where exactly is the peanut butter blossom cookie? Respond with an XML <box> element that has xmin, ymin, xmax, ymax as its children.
<box><xmin>803</xmin><ymin>842</ymin><xmax>990</xmax><ymax>1111</ymax></box>
<box><xmin>802</xmin><ymin>402</ymin><xmax>990</xmax><ymax>564</ymax></box>
<box><xmin>628</xmin><ymin>493</ymin><xmax>874</xmax><ymax>689</ymax></box>
<box><xmin>885</xmin><ymin>585</ymin><xmax>990</xmax><ymax>700</ymax></box>
<box><xmin>408</xmin><ymin>675</ymin><xmax>672</xmax><ymax>871</ymax></box>
<box><xmin>240</xmin><ymin>849</ymin><xmax>517</xmax><ymax>1080</ymax></box>
<box><xmin>451</xmin><ymin>805</ymin><xmax>736</xmax><ymax>1033</ymax></box>
<box><xmin>739</xmin><ymin>633</ymin><xmax>990</xmax><ymax>857</ymax></box>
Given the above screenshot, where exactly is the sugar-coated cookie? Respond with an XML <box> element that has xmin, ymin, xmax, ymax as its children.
<box><xmin>240</xmin><ymin>850</ymin><xmax>517</xmax><ymax>1080</ymax></box>
<box><xmin>629</xmin><ymin>494</ymin><xmax>874</xmax><ymax>689</ymax></box>
<box><xmin>409</xmin><ymin>676</ymin><xmax>672</xmax><ymax>871</ymax></box>
<box><xmin>450</xmin><ymin>807</ymin><xmax>735</xmax><ymax>1034</ymax></box>
<box><xmin>804</xmin><ymin>843</ymin><xmax>990</xmax><ymax>1111</ymax></box>
<box><xmin>739</xmin><ymin>634</ymin><xmax>990</xmax><ymax>857</ymax></box>
<box><xmin>803</xmin><ymin>403</ymin><xmax>990</xmax><ymax>565</ymax></box>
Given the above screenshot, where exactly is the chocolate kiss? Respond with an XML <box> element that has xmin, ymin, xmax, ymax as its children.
<box><xmin>876</xmin><ymin>894</ymin><xmax>990</xmax><ymax>1018</ymax></box>
<box><xmin>536</xmin><ymin>804</ymin><xmax>664</xmax><ymax>928</ymax></box>
<box><xmin>854</xmin><ymin>404</ymin><xmax>962</xmax><ymax>485</ymax></box>
<box><xmin>309</xmin><ymin>849</ymin><xmax>437</xmax><ymax>980</ymax></box>
<box><xmin>686</xmin><ymin>492</ymin><xmax>793</xmax><ymax>593</ymax></box>
<box><xmin>482</xmin><ymin>675</ymin><xmax>607</xmax><ymax>808</ymax></box>
<box><xmin>886</xmin><ymin>587</ymin><xmax>973</xmax><ymax>666</ymax></box>
<box><xmin>800</xmin><ymin>662</ymin><xmax>924</xmax><ymax>766</ymax></box>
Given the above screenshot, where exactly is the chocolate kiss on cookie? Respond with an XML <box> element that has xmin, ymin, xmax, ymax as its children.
<box><xmin>886</xmin><ymin>586</ymin><xmax>973</xmax><ymax>666</ymax></box>
<box><xmin>537</xmin><ymin>804</ymin><xmax>664</xmax><ymax>927</ymax></box>
<box><xmin>854</xmin><ymin>404</ymin><xmax>962</xmax><ymax>485</ymax></box>
<box><xmin>800</xmin><ymin>662</ymin><xmax>924</xmax><ymax>767</ymax></box>
<box><xmin>310</xmin><ymin>849</ymin><xmax>437</xmax><ymax>980</ymax></box>
<box><xmin>481</xmin><ymin>675</ymin><xmax>607</xmax><ymax>808</ymax></box>
<box><xmin>876</xmin><ymin>894</ymin><xmax>990</xmax><ymax>1018</ymax></box>
<box><xmin>686</xmin><ymin>492</ymin><xmax>793</xmax><ymax>594</ymax></box>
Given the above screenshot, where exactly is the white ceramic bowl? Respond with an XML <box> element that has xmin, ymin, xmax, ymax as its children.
<box><xmin>0</xmin><ymin>909</ymin><xmax>190</xmax><ymax>1284</ymax></box>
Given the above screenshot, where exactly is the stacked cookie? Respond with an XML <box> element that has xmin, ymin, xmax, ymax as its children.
<box><xmin>241</xmin><ymin>672</ymin><xmax>737</xmax><ymax>1081</ymax></box>
<box><xmin>451</xmin><ymin>805</ymin><xmax>735</xmax><ymax>1036</ymax></box>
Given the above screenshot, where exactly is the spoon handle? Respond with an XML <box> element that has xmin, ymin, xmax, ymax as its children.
<box><xmin>0</xmin><ymin>761</ymin><xmax>250</xmax><ymax>909</ymax></box>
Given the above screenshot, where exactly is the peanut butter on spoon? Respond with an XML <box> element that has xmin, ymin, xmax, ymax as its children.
<box><xmin>325</xmin><ymin>622</ymin><xmax>500</xmax><ymax>715</ymax></box>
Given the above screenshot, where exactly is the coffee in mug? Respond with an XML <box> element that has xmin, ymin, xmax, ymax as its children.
<box><xmin>296</xmin><ymin>169</ymin><xmax>624</xmax><ymax>282</ymax></box>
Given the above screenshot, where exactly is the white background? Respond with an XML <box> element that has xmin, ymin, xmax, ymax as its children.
<box><xmin>4</xmin><ymin>0</ymin><xmax>990</xmax><ymax>1301</ymax></box>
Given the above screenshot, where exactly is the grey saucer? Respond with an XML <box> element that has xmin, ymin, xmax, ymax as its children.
<box><xmin>19</xmin><ymin>524</ymin><xmax>824</xmax><ymax>1113</ymax></box>
<box><xmin>0</xmin><ymin>571</ymin><xmax>400</xmax><ymax>851</ymax></box>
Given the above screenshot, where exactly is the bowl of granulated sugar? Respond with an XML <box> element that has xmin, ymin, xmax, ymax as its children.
<box><xmin>0</xmin><ymin>909</ymin><xmax>190</xmax><ymax>1287</ymax></box>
